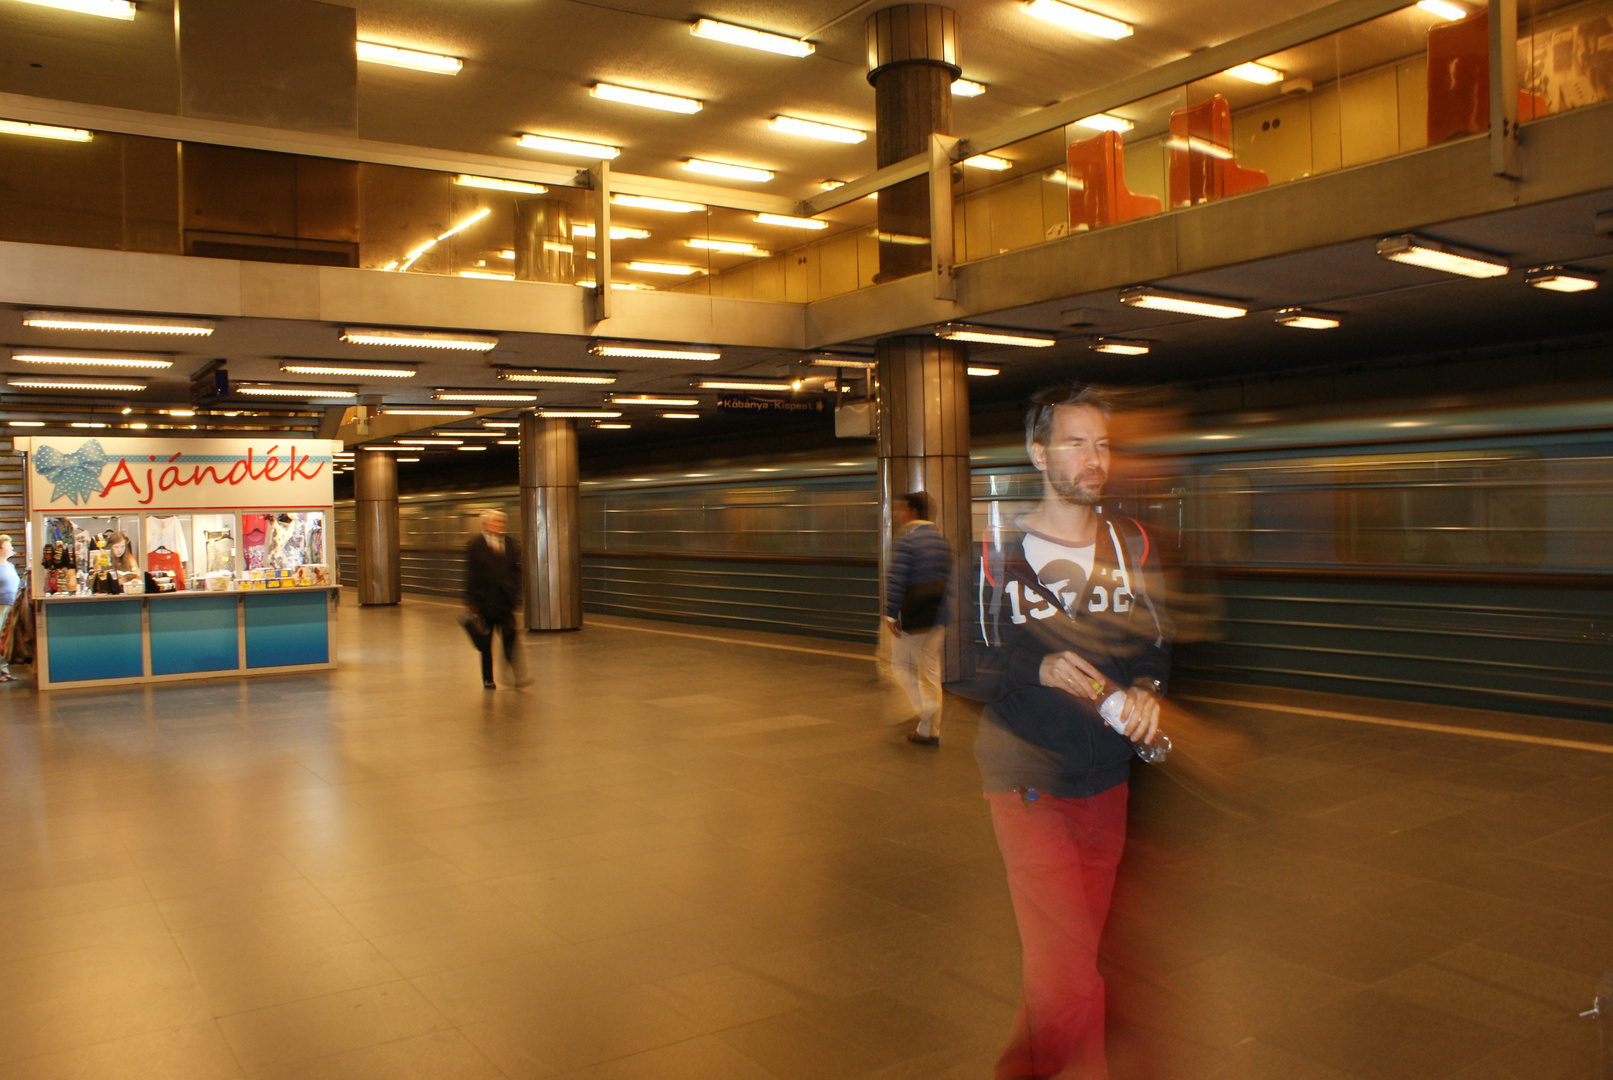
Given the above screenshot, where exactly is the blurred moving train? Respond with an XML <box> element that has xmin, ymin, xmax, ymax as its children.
<box><xmin>337</xmin><ymin>397</ymin><xmax>1613</xmax><ymax>722</ymax></box>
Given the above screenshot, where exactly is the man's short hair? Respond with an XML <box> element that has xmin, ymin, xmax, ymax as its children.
<box><xmin>0</xmin><ymin>534</ymin><xmax>10</xmax><ymax>547</ymax></box>
<box><xmin>902</xmin><ymin>491</ymin><xmax>933</xmax><ymax>520</ymax></box>
<box><xmin>1025</xmin><ymin>383</ymin><xmax>1111</xmax><ymax>456</ymax></box>
<box><xmin>480</xmin><ymin>509</ymin><xmax>506</xmax><ymax>523</ymax></box>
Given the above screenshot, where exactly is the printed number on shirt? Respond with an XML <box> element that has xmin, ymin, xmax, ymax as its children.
<box><xmin>1004</xmin><ymin>571</ymin><xmax>1131</xmax><ymax>624</ymax></box>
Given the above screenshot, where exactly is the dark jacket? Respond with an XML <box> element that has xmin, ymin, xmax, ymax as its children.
<box><xmin>465</xmin><ymin>533</ymin><xmax>521</xmax><ymax>620</ymax></box>
<box><xmin>884</xmin><ymin>520</ymin><xmax>953</xmax><ymax>627</ymax></box>
<box><xmin>972</xmin><ymin>514</ymin><xmax>1171</xmax><ymax>798</ymax></box>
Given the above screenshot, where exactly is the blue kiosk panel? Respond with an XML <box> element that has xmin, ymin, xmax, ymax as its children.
<box><xmin>149</xmin><ymin>595</ymin><xmax>240</xmax><ymax>675</ymax></box>
<box><xmin>47</xmin><ymin>600</ymin><xmax>144</xmax><ymax>683</ymax></box>
<box><xmin>243</xmin><ymin>591</ymin><xmax>329</xmax><ymax>668</ymax></box>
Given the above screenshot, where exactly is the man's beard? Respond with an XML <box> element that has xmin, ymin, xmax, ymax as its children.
<box><xmin>1049</xmin><ymin>467</ymin><xmax>1106</xmax><ymax>506</ymax></box>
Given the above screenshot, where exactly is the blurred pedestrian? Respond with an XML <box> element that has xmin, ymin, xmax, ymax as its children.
<box><xmin>973</xmin><ymin>385</ymin><xmax>1171</xmax><ymax>1080</ymax></box>
<box><xmin>464</xmin><ymin>509</ymin><xmax>527</xmax><ymax>690</ymax></box>
<box><xmin>885</xmin><ymin>491</ymin><xmax>952</xmax><ymax>746</ymax></box>
<box><xmin>0</xmin><ymin>534</ymin><xmax>18</xmax><ymax>682</ymax></box>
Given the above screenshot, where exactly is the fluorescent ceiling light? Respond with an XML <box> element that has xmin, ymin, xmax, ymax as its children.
<box><xmin>21</xmin><ymin>310</ymin><xmax>213</xmax><ymax>336</ymax></box>
<box><xmin>497</xmin><ymin>250</ymin><xmax>515</xmax><ymax>259</ymax></box>
<box><xmin>1273</xmin><ymin>308</ymin><xmax>1340</xmax><ymax>330</ymax></box>
<box><xmin>433</xmin><ymin>429</ymin><xmax>501</xmax><ymax>438</ymax></box>
<box><xmin>952</xmin><ymin>79</ymin><xmax>986</xmax><ymax>97</ymax></box>
<box><xmin>70</xmin><ymin>422</ymin><xmax>109</xmax><ymax>428</ymax></box>
<box><xmin>14</xmin><ymin>0</ymin><xmax>135</xmax><ymax>17</ymax></box>
<box><xmin>399</xmin><ymin>438</ymin><xmax>463</xmax><ymax>446</ymax></box>
<box><xmin>610</xmin><ymin>395</ymin><xmax>700</xmax><ymax>406</ymax></box>
<box><xmin>967</xmin><ymin>366</ymin><xmax>1000</xmax><ymax>376</ymax></box>
<box><xmin>810</xmin><ymin>354</ymin><xmax>877</xmax><ymax>368</ymax></box>
<box><xmin>613</xmin><ymin>194</ymin><xmax>704</xmax><ymax>213</ymax></box>
<box><xmin>1021</xmin><ymin>0</ymin><xmax>1133</xmax><ymax>39</ymax></box>
<box><xmin>1417</xmin><ymin>0</ymin><xmax>1468</xmax><ymax>19</ymax></box>
<box><xmin>433</xmin><ymin>391</ymin><xmax>539</xmax><ymax>403</ymax></box>
<box><xmin>769</xmin><ymin>115</ymin><xmax>866</xmax><ymax>144</ymax></box>
<box><xmin>455</xmin><ymin>446</ymin><xmax>487</xmax><ymax>451</ymax></box>
<box><xmin>685</xmin><ymin>238</ymin><xmax>769</xmax><ymax>257</ymax></box>
<box><xmin>11</xmin><ymin>351</ymin><xmax>171</xmax><ymax>370</ymax></box>
<box><xmin>1118</xmin><ymin>287</ymin><xmax>1248</xmax><ymax>319</ymax></box>
<box><xmin>497</xmin><ymin>439</ymin><xmax>519</xmax><ymax>445</ymax></box>
<box><xmin>662</xmin><ymin>412</ymin><xmax>700</xmax><ymax>419</ymax></box>
<box><xmin>538</xmin><ymin>409</ymin><xmax>623</xmax><ymax>418</ymax></box>
<box><xmin>574</xmin><ymin>224</ymin><xmax>650</xmax><ymax>240</ymax></box>
<box><xmin>380</xmin><ymin>407</ymin><xmax>473</xmax><ymax>416</ymax></box>
<box><xmin>870</xmin><ymin>230</ymin><xmax>928</xmax><ymax>246</ymax></box>
<box><xmin>963</xmin><ymin>154</ymin><xmax>1012</xmax><ymax>171</ymax></box>
<box><xmin>517</xmin><ymin>134</ymin><xmax>620</xmax><ymax>160</ymax></box>
<box><xmin>499</xmin><ymin>370</ymin><xmax>617</xmax><ymax>385</ymax></box>
<box><xmin>1524</xmin><ymin>266</ymin><xmax>1598</xmax><ymax>293</ymax></box>
<box><xmin>1073</xmin><ymin>113</ymin><xmax>1134</xmax><ymax>132</ymax></box>
<box><xmin>591</xmin><ymin>82</ymin><xmax>703</xmax><ymax>114</ymax></box>
<box><xmin>590</xmin><ymin>343</ymin><xmax>721</xmax><ymax>361</ymax></box>
<box><xmin>341</xmin><ymin>328</ymin><xmax>498</xmax><ymax>351</ymax></box>
<box><xmin>627</xmin><ymin>261</ymin><xmax>705</xmax><ymax>276</ymax></box>
<box><xmin>278</xmin><ymin>361</ymin><xmax>416</xmax><ymax>379</ymax></box>
<box><xmin>454</xmin><ymin>174</ymin><xmax>547</xmax><ymax>194</ymax></box>
<box><xmin>459</xmin><ymin>270</ymin><xmax>515</xmax><ymax>280</ymax></box>
<box><xmin>356</xmin><ymin>41</ymin><xmax>462</xmax><ymax>75</ymax></box>
<box><xmin>480</xmin><ymin>422</ymin><xmax>521</xmax><ymax>428</ymax></box>
<box><xmin>7</xmin><ymin>377</ymin><xmax>146</xmax><ymax>391</ymax></box>
<box><xmin>1225</xmin><ymin>61</ymin><xmax>1284</xmax><ymax>84</ymax></box>
<box><xmin>1375</xmin><ymin>235</ymin><xmax>1508</xmax><ymax>279</ymax></box>
<box><xmin>753</xmin><ymin>213</ymin><xmax>827</xmax><ymax>230</ymax></box>
<box><xmin>689</xmin><ymin>18</ymin><xmax>813</xmax><ymax>57</ymax></box>
<box><xmin>1090</xmin><ymin>338</ymin><xmax>1151</xmax><ymax>355</ymax></box>
<box><xmin>697</xmin><ymin>378</ymin><xmax>795</xmax><ymax>391</ymax></box>
<box><xmin>683</xmin><ymin>158</ymin><xmax>774</xmax><ymax>183</ymax></box>
<box><xmin>595</xmin><ymin>423</ymin><xmax>631</xmax><ymax>429</ymax></box>
<box><xmin>235</xmin><ymin>384</ymin><xmax>355</xmax><ymax>398</ymax></box>
<box><xmin>397</xmin><ymin>457</ymin><xmax>421</xmax><ymax>462</ymax></box>
<box><xmin>937</xmin><ymin>324</ymin><xmax>1057</xmax><ymax>347</ymax></box>
<box><xmin>0</xmin><ymin>118</ymin><xmax>93</xmax><ymax>142</ymax></box>
<box><xmin>9</xmin><ymin>421</ymin><xmax>45</xmax><ymax>427</ymax></box>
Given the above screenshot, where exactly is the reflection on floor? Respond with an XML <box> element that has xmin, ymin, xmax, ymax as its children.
<box><xmin>0</xmin><ymin>592</ymin><xmax>1608</xmax><ymax>1079</ymax></box>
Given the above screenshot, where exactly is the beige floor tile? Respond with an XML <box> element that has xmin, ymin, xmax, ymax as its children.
<box><xmin>244</xmin><ymin>1028</ymin><xmax>503</xmax><ymax>1080</ymax></box>
<box><xmin>216</xmin><ymin>981</ymin><xmax>449</xmax><ymax>1072</ymax></box>
<box><xmin>0</xmin><ymin>1019</ymin><xmax>242</xmax><ymax>1080</ymax></box>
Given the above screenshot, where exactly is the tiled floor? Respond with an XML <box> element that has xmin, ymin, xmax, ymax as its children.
<box><xmin>0</xmin><ymin>592</ymin><xmax>1609</xmax><ymax>1079</ymax></box>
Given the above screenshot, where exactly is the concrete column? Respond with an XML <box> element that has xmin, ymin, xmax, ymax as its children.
<box><xmin>353</xmin><ymin>448</ymin><xmax>399</xmax><ymax>605</ymax></box>
<box><xmin>865</xmin><ymin>4</ymin><xmax>959</xmax><ymax>282</ymax></box>
<box><xmin>519</xmin><ymin>416</ymin><xmax>582</xmax><ymax>631</ymax></box>
<box><xmin>877</xmin><ymin>334</ymin><xmax>972</xmax><ymax>680</ymax></box>
<box><xmin>513</xmin><ymin>199</ymin><xmax>576</xmax><ymax>284</ymax></box>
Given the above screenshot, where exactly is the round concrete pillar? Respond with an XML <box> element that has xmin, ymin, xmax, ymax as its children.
<box><xmin>353</xmin><ymin>448</ymin><xmax>400</xmax><ymax>605</ymax></box>
<box><xmin>865</xmin><ymin>4</ymin><xmax>959</xmax><ymax>282</ymax></box>
<box><xmin>513</xmin><ymin>199</ymin><xmax>576</xmax><ymax>284</ymax></box>
<box><xmin>519</xmin><ymin>415</ymin><xmax>582</xmax><ymax>630</ymax></box>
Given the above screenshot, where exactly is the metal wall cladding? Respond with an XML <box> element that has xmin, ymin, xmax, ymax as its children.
<box><xmin>865</xmin><ymin>4</ymin><xmax>960</xmax><ymax>81</ymax></box>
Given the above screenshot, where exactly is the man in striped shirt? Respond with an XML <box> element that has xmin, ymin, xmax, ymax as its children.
<box><xmin>884</xmin><ymin>491</ymin><xmax>954</xmax><ymax>746</ymax></box>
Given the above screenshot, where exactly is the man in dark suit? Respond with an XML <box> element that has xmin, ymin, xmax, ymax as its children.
<box><xmin>464</xmin><ymin>509</ymin><xmax>525</xmax><ymax>689</ymax></box>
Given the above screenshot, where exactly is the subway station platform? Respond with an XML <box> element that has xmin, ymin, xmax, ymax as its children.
<box><xmin>0</xmin><ymin>593</ymin><xmax>1608</xmax><ymax>1079</ymax></box>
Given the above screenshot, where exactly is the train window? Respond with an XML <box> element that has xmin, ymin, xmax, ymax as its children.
<box><xmin>1203</xmin><ymin>471</ymin><xmax>1253</xmax><ymax>563</ymax></box>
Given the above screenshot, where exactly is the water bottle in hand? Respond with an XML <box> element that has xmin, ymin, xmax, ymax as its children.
<box><xmin>1098</xmin><ymin>689</ymin><xmax>1171</xmax><ymax>764</ymax></box>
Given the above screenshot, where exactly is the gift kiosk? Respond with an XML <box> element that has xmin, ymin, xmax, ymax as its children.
<box><xmin>16</xmin><ymin>436</ymin><xmax>340</xmax><ymax>689</ymax></box>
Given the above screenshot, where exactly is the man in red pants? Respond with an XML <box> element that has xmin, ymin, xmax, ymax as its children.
<box><xmin>971</xmin><ymin>384</ymin><xmax>1170</xmax><ymax>1080</ymax></box>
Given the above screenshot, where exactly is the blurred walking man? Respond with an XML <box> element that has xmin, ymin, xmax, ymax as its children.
<box><xmin>464</xmin><ymin>509</ymin><xmax>526</xmax><ymax>690</ymax></box>
<box><xmin>974</xmin><ymin>385</ymin><xmax>1170</xmax><ymax>1079</ymax></box>
<box><xmin>884</xmin><ymin>491</ymin><xmax>953</xmax><ymax>746</ymax></box>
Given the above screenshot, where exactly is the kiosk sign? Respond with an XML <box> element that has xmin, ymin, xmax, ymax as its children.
<box><xmin>23</xmin><ymin>437</ymin><xmax>338</xmax><ymax>511</ymax></box>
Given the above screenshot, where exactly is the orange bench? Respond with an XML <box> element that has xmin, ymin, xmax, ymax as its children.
<box><xmin>1167</xmin><ymin>94</ymin><xmax>1268</xmax><ymax>209</ymax></box>
<box><xmin>1066</xmin><ymin>130</ymin><xmax>1161</xmax><ymax>231</ymax></box>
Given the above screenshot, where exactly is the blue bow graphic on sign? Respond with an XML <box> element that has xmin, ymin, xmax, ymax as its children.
<box><xmin>34</xmin><ymin>440</ymin><xmax>112</xmax><ymax>506</ymax></box>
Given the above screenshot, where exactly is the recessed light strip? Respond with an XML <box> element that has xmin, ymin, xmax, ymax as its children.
<box><xmin>592</xmin><ymin>82</ymin><xmax>703</xmax><ymax>114</ymax></box>
<box><xmin>433</xmin><ymin>391</ymin><xmax>539</xmax><ymax>403</ymax></box>
<box><xmin>356</xmin><ymin>41</ymin><xmax>462</xmax><ymax>75</ymax></box>
<box><xmin>234</xmin><ymin>384</ymin><xmax>356</xmax><ymax>399</ymax></box>
<box><xmin>1021</xmin><ymin>0</ymin><xmax>1133</xmax><ymax>39</ymax></box>
<box><xmin>538</xmin><ymin>409</ymin><xmax>624</xmax><ymax>418</ymax></box>
<box><xmin>11</xmin><ymin>351</ymin><xmax>172</xmax><ymax>369</ymax></box>
<box><xmin>454</xmin><ymin>175</ymin><xmax>548</xmax><ymax>194</ymax></box>
<box><xmin>697</xmin><ymin>379</ymin><xmax>795</xmax><ymax>391</ymax></box>
<box><xmin>14</xmin><ymin>0</ymin><xmax>135</xmax><ymax>19</ymax></box>
<box><xmin>279</xmin><ymin>362</ymin><xmax>418</xmax><ymax>378</ymax></box>
<box><xmin>753</xmin><ymin>213</ymin><xmax>827</xmax><ymax>230</ymax></box>
<box><xmin>22</xmin><ymin>311</ymin><xmax>214</xmax><ymax>336</ymax></box>
<box><xmin>769</xmin><ymin>116</ymin><xmax>866</xmax><ymax>144</ymax></box>
<box><xmin>517</xmin><ymin>134</ymin><xmax>620</xmax><ymax>160</ymax></box>
<box><xmin>341</xmin><ymin>328</ymin><xmax>498</xmax><ymax>351</ymax></box>
<box><xmin>6</xmin><ymin>377</ymin><xmax>146</xmax><ymax>391</ymax></box>
<box><xmin>498</xmin><ymin>370</ymin><xmax>618</xmax><ymax>385</ymax></box>
<box><xmin>937</xmin><ymin>324</ymin><xmax>1057</xmax><ymax>347</ymax></box>
<box><xmin>683</xmin><ymin>158</ymin><xmax>774</xmax><ymax>183</ymax></box>
<box><xmin>689</xmin><ymin>18</ymin><xmax>813</xmax><ymax>57</ymax></box>
<box><xmin>0</xmin><ymin>117</ymin><xmax>94</xmax><ymax>142</ymax></box>
<box><xmin>590</xmin><ymin>343</ymin><xmax>721</xmax><ymax>361</ymax></box>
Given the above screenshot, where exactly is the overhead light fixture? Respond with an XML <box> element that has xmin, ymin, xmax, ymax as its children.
<box><xmin>13</xmin><ymin>0</ymin><xmax>135</xmax><ymax>19</ymax></box>
<box><xmin>1273</xmin><ymin>308</ymin><xmax>1341</xmax><ymax>330</ymax></box>
<box><xmin>610</xmin><ymin>395</ymin><xmax>700</xmax><ymax>406</ymax></box>
<box><xmin>753</xmin><ymin>213</ymin><xmax>827</xmax><ymax>230</ymax></box>
<box><xmin>870</xmin><ymin>230</ymin><xmax>928</xmax><ymax>246</ymax></box>
<box><xmin>1021</xmin><ymin>0</ymin><xmax>1133</xmax><ymax>40</ymax></box>
<box><xmin>689</xmin><ymin>18</ymin><xmax>814</xmax><ymax>57</ymax></box>
<box><xmin>433</xmin><ymin>391</ymin><xmax>539</xmax><ymax>403</ymax></box>
<box><xmin>398</xmin><ymin>438</ymin><xmax>464</xmax><ymax>446</ymax></box>
<box><xmin>455</xmin><ymin>445</ymin><xmax>488</xmax><ymax>451</ymax></box>
<box><xmin>499</xmin><ymin>369</ymin><xmax>618</xmax><ymax>385</ymax></box>
<box><xmin>234</xmin><ymin>384</ymin><xmax>355</xmax><ymax>399</ymax></box>
<box><xmin>497</xmin><ymin>439</ymin><xmax>519</xmax><ymax>445</ymax></box>
<box><xmin>459</xmin><ymin>270</ymin><xmax>515</xmax><ymax>280</ymax></box>
<box><xmin>21</xmin><ymin>310</ymin><xmax>214</xmax><ymax>336</ymax></box>
<box><xmin>454</xmin><ymin>174</ymin><xmax>548</xmax><ymax>194</ymax></box>
<box><xmin>769</xmin><ymin>115</ymin><xmax>867</xmax><ymax>144</ymax></box>
<box><xmin>1224</xmin><ymin>61</ymin><xmax>1284</xmax><ymax>84</ymax></box>
<box><xmin>595</xmin><ymin>422</ymin><xmax>631</xmax><ymax>430</ymax></box>
<box><xmin>967</xmin><ymin>366</ymin><xmax>1001</xmax><ymax>376</ymax></box>
<box><xmin>1524</xmin><ymin>266</ymin><xmax>1598</xmax><ymax>293</ymax></box>
<box><xmin>480</xmin><ymin>421</ymin><xmax>521</xmax><ymax>428</ymax></box>
<box><xmin>1118</xmin><ymin>287</ymin><xmax>1248</xmax><ymax>319</ymax></box>
<box><xmin>590</xmin><ymin>342</ymin><xmax>720</xmax><ymax>361</ymax></box>
<box><xmin>278</xmin><ymin>361</ymin><xmax>417</xmax><ymax>379</ymax></box>
<box><xmin>356</xmin><ymin>41</ymin><xmax>462</xmax><ymax>75</ymax></box>
<box><xmin>697</xmin><ymin>378</ymin><xmax>795</xmax><ymax>391</ymax></box>
<box><xmin>538</xmin><ymin>408</ymin><xmax>624</xmax><ymax>418</ymax></box>
<box><xmin>517</xmin><ymin>134</ymin><xmax>620</xmax><ymax>160</ymax></box>
<box><xmin>662</xmin><ymin>412</ymin><xmax>700</xmax><ymax>419</ymax></box>
<box><xmin>341</xmin><ymin>328</ymin><xmax>498</xmax><ymax>351</ymax></box>
<box><xmin>1090</xmin><ymin>338</ymin><xmax>1152</xmax><ymax>355</ymax></box>
<box><xmin>125</xmin><ymin>422</ymin><xmax>148</xmax><ymax>429</ymax></box>
<box><xmin>810</xmin><ymin>354</ymin><xmax>877</xmax><ymax>369</ymax></box>
<box><xmin>952</xmin><ymin>78</ymin><xmax>986</xmax><ymax>97</ymax></box>
<box><xmin>6</xmin><ymin>376</ymin><xmax>146</xmax><ymax>391</ymax></box>
<box><xmin>684</xmin><ymin>239</ymin><xmax>769</xmax><ymax>257</ymax></box>
<box><xmin>573</xmin><ymin>224</ymin><xmax>650</xmax><ymax>240</ymax></box>
<box><xmin>612</xmin><ymin>193</ymin><xmax>705</xmax><ymax>213</ymax></box>
<box><xmin>1417</xmin><ymin>0</ymin><xmax>1469</xmax><ymax>19</ymax></box>
<box><xmin>70</xmin><ymin>422</ymin><xmax>109</xmax><ymax>428</ymax></box>
<box><xmin>8</xmin><ymin>421</ymin><xmax>46</xmax><ymax>427</ymax></box>
<box><xmin>963</xmin><ymin>154</ymin><xmax>1012</xmax><ymax>171</ymax></box>
<box><xmin>1375</xmin><ymin>234</ymin><xmax>1509</xmax><ymax>279</ymax></box>
<box><xmin>397</xmin><ymin>457</ymin><xmax>421</xmax><ymax>462</ymax></box>
<box><xmin>937</xmin><ymin>324</ymin><xmax>1057</xmax><ymax>347</ymax></box>
<box><xmin>0</xmin><ymin>118</ymin><xmax>93</xmax><ymax>142</ymax></box>
<box><xmin>591</xmin><ymin>82</ymin><xmax>703</xmax><ymax>114</ymax></box>
<box><xmin>380</xmin><ymin>407</ymin><xmax>474</xmax><ymax>416</ymax></box>
<box><xmin>1073</xmin><ymin>113</ymin><xmax>1134</xmax><ymax>132</ymax></box>
<box><xmin>626</xmin><ymin>260</ymin><xmax>706</xmax><ymax>276</ymax></box>
<box><xmin>683</xmin><ymin>158</ymin><xmax>774</xmax><ymax>183</ymax></box>
<box><xmin>11</xmin><ymin>351</ymin><xmax>172</xmax><ymax>370</ymax></box>
<box><xmin>432</xmin><ymin>430</ymin><xmax>501</xmax><ymax>438</ymax></box>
